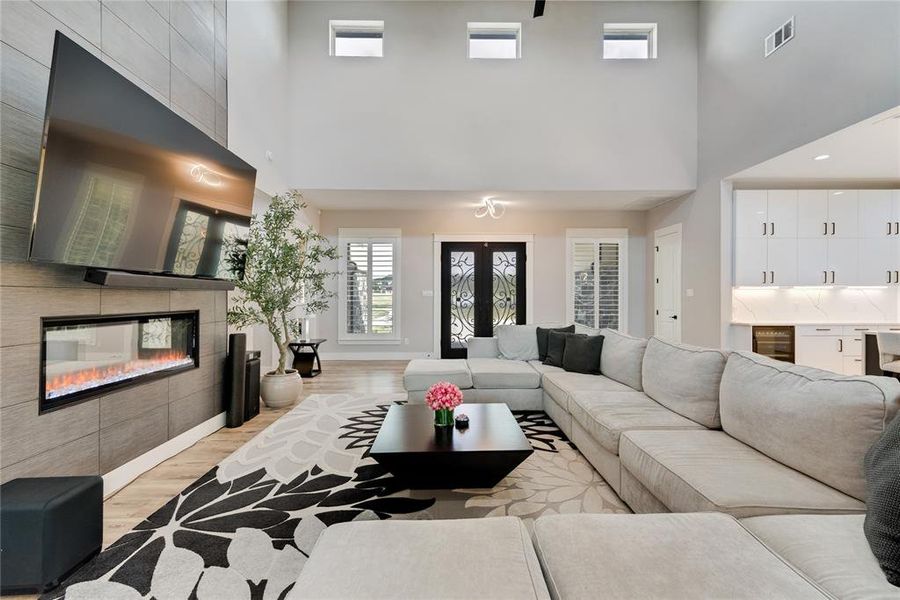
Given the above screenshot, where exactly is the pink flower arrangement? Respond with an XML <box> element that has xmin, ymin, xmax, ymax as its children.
<box><xmin>425</xmin><ymin>381</ymin><xmax>464</xmax><ymax>411</ymax></box>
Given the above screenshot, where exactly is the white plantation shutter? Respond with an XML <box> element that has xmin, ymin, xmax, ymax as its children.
<box><xmin>339</xmin><ymin>229</ymin><xmax>401</xmax><ymax>342</ymax></box>
<box><xmin>567</xmin><ymin>231</ymin><xmax>627</xmax><ymax>332</ymax></box>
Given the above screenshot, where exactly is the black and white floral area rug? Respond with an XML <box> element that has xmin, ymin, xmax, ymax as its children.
<box><xmin>46</xmin><ymin>394</ymin><xmax>628</xmax><ymax>600</ymax></box>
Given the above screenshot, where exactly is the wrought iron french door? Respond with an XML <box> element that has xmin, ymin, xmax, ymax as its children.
<box><xmin>440</xmin><ymin>242</ymin><xmax>526</xmax><ymax>359</ymax></box>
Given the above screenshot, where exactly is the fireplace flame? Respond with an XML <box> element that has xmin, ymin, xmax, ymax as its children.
<box><xmin>45</xmin><ymin>352</ymin><xmax>194</xmax><ymax>399</ymax></box>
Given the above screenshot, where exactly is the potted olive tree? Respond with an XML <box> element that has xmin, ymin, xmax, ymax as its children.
<box><xmin>226</xmin><ymin>190</ymin><xmax>339</xmax><ymax>407</ymax></box>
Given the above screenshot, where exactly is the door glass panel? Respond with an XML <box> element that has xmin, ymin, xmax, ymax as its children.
<box><xmin>492</xmin><ymin>250</ymin><xmax>518</xmax><ymax>328</ymax></box>
<box><xmin>449</xmin><ymin>251</ymin><xmax>476</xmax><ymax>349</ymax></box>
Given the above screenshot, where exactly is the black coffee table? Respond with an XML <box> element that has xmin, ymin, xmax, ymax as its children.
<box><xmin>370</xmin><ymin>403</ymin><xmax>533</xmax><ymax>489</ymax></box>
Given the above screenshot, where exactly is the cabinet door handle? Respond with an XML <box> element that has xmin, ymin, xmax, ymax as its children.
<box><xmin>831</xmin><ymin>271</ymin><xmax>836</xmax><ymax>284</ymax></box>
<box><xmin>823</xmin><ymin>270</ymin><xmax>828</xmax><ymax>284</ymax></box>
<box><xmin>770</xmin><ymin>271</ymin><xmax>775</xmax><ymax>284</ymax></box>
<box><xmin>894</xmin><ymin>271</ymin><xmax>899</xmax><ymax>284</ymax></box>
<box><xmin>762</xmin><ymin>271</ymin><xmax>767</xmax><ymax>284</ymax></box>
<box><xmin>889</xmin><ymin>270</ymin><xmax>893</xmax><ymax>284</ymax></box>
<box><xmin>763</xmin><ymin>222</ymin><xmax>767</xmax><ymax>236</ymax></box>
<box><xmin>831</xmin><ymin>222</ymin><xmax>836</xmax><ymax>235</ymax></box>
<box><xmin>890</xmin><ymin>221</ymin><xmax>893</xmax><ymax>235</ymax></box>
<box><xmin>895</xmin><ymin>222</ymin><xmax>899</xmax><ymax>235</ymax></box>
<box><xmin>823</xmin><ymin>222</ymin><xmax>828</xmax><ymax>235</ymax></box>
<box><xmin>770</xmin><ymin>222</ymin><xmax>775</xmax><ymax>236</ymax></box>
<box><xmin>839</xmin><ymin>339</ymin><xmax>843</xmax><ymax>352</ymax></box>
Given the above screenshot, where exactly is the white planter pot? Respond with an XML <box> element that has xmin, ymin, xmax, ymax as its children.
<box><xmin>260</xmin><ymin>370</ymin><xmax>303</xmax><ymax>408</ymax></box>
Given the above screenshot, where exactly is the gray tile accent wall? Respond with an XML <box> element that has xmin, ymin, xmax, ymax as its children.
<box><xmin>0</xmin><ymin>0</ymin><xmax>229</xmax><ymax>483</ymax></box>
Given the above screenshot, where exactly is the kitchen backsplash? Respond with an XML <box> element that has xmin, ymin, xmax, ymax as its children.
<box><xmin>732</xmin><ymin>287</ymin><xmax>900</xmax><ymax>324</ymax></box>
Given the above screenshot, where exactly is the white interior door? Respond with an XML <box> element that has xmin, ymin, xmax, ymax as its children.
<box><xmin>654</xmin><ymin>226</ymin><xmax>682</xmax><ymax>342</ymax></box>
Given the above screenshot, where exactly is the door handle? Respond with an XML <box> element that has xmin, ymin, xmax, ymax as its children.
<box><xmin>770</xmin><ymin>222</ymin><xmax>775</xmax><ymax>236</ymax></box>
<box><xmin>762</xmin><ymin>271</ymin><xmax>767</xmax><ymax>284</ymax></box>
<box><xmin>831</xmin><ymin>222</ymin><xmax>836</xmax><ymax>235</ymax></box>
<box><xmin>830</xmin><ymin>271</ymin><xmax>836</xmax><ymax>284</ymax></box>
<box><xmin>672</xmin><ymin>315</ymin><xmax>678</xmax><ymax>320</ymax></box>
<box><xmin>894</xmin><ymin>271</ymin><xmax>899</xmax><ymax>284</ymax></box>
<box><xmin>763</xmin><ymin>222</ymin><xmax>768</xmax><ymax>236</ymax></box>
<box><xmin>823</xmin><ymin>222</ymin><xmax>828</xmax><ymax>235</ymax></box>
<box><xmin>839</xmin><ymin>339</ymin><xmax>843</xmax><ymax>352</ymax></box>
<box><xmin>895</xmin><ymin>222</ymin><xmax>899</xmax><ymax>235</ymax></box>
<box><xmin>823</xmin><ymin>270</ymin><xmax>828</xmax><ymax>284</ymax></box>
<box><xmin>770</xmin><ymin>271</ymin><xmax>775</xmax><ymax>284</ymax></box>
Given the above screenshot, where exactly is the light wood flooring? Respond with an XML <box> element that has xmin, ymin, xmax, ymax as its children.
<box><xmin>10</xmin><ymin>361</ymin><xmax>408</xmax><ymax>600</ymax></box>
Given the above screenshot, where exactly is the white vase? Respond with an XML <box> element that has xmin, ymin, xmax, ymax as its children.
<box><xmin>260</xmin><ymin>370</ymin><xmax>303</xmax><ymax>408</ymax></box>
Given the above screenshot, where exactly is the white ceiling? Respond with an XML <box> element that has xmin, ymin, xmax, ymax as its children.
<box><xmin>300</xmin><ymin>189</ymin><xmax>691</xmax><ymax>212</ymax></box>
<box><xmin>730</xmin><ymin>105</ymin><xmax>900</xmax><ymax>184</ymax></box>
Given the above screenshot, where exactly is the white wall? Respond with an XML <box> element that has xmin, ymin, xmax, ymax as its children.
<box><xmin>317</xmin><ymin>207</ymin><xmax>647</xmax><ymax>358</ymax></box>
<box><xmin>648</xmin><ymin>1</ymin><xmax>900</xmax><ymax>347</ymax></box>
<box><xmin>286</xmin><ymin>0</ymin><xmax>698</xmax><ymax>192</ymax></box>
<box><xmin>228</xmin><ymin>0</ymin><xmax>290</xmax><ymax>196</ymax></box>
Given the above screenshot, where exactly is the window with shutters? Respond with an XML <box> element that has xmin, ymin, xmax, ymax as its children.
<box><xmin>338</xmin><ymin>229</ymin><xmax>401</xmax><ymax>343</ymax></box>
<box><xmin>565</xmin><ymin>229</ymin><xmax>628</xmax><ymax>332</ymax></box>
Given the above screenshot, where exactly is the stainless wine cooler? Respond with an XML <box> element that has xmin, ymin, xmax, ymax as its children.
<box><xmin>752</xmin><ymin>326</ymin><xmax>795</xmax><ymax>363</ymax></box>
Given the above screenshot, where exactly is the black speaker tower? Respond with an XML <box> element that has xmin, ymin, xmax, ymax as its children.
<box><xmin>224</xmin><ymin>333</ymin><xmax>247</xmax><ymax>428</ymax></box>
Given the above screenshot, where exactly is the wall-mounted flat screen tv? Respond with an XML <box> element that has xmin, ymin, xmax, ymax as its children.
<box><xmin>29</xmin><ymin>32</ymin><xmax>257</xmax><ymax>279</ymax></box>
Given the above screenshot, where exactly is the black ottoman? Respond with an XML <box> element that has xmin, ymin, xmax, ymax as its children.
<box><xmin>1</xmin><ymin>476</ymin><xmax>103</xmax><ymax>594</ymax></box>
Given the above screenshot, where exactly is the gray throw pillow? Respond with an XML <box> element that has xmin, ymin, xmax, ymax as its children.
<box><xmin>544</xmin><ymin>331</ymin><xmax>570</xmax><ymax>368</ymax></box>
<box><xmin>496</xmin><ymin>324</ymin><xmax>539</xmax><ymax>361</ymax></box>
<box><xmin>536</xmin><ymin>325</ymin><xmax>575</xmax><ymax>361</ymax></box>
<box><xmin>562</xmin><ymin>334</ymin><xmax>604</xmax><ymax>374</ymax></box>
<box><xmin>865</xmin><ymin>411</ymin><xmax>900</xmax><ymax>587</ymax></box>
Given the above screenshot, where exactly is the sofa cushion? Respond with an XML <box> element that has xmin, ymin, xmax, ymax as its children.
<box><xmin>568</xmin><ymin>391</ymin><xmax>705</xmax><ymax>455</ymax></box>
<box><xmin>403</xmin><ymin>359</ymin><xmax>472</xmax><ymax>392</ymax></box>
<box><xmin>533</xmin><ymin>513</ymin><xmax>828</xmax><ymax>600</ymax></box>
<box><xmin>466</xmin><ymin>337</ymin><xmax>500</xmax><ymax>358</ymax></box>
<box><xmin>742</xmin><ymin>514</ymin><xmax>898</xmax><ymax>600</ymax></box>
<box><xmin>467</xmin><ymin>358</ymin><xmax>541</xmax><ymax>389</ymax></box>
<box><xmin>543</xmin><ymin>331</ymin><xmax>569</xmax><ymax>367</ymax></box>
<box><xmin>292</xmin><ymin>517</ymin><xmax>550</xmax><ymax>600</ymax></box>
<box><xmin>619</xmin><ymin>429</ymin><xmax>865</xmax><ymax>518</ymax></box>
<box><xmin>536</xmin><ymin>325</ymin><xmax>575</xmax><ymax>361</ymax></box>
<box><xmin>542</xmin><ymin>371</ymin><xmax>634</xmax><ymax>410</ymax></box>
<box><xmin>528</xmin><ymin>360</ymin><xmax>564</xmax><ymax>376</ymax></box>
<box><xmin>864</xmin><ymin>411</ymin><xmax>900</xmax><ymax>587</ymax></box>
<box><xmin>562</xmin><ymin>334</ymin><xmax>604</xmax><ymax>374</ymax></box>
<box><xmin>599</xmin><ymin>329</ymin><xmax>647</xmax><ymax>391</ymax></box>
<box><xmin>642</xmin><ymin>337</ymin><xmax>728</xmax><ymax>428</ymax></box>
<box><xmin>496</xmin><ymin>324</ymin><xmax>539</xmax><ymax>361</ymax></box>
<box><xmin>720</xmin><ymin>351</ymin><xmax>900</xmax><ymax>501</ymax></box>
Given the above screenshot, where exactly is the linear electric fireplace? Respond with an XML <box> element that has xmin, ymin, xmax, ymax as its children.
<box><xmin>40</xmin><ymin>311</ymin><xmax>199</xmax><ymax>413</ymax></box>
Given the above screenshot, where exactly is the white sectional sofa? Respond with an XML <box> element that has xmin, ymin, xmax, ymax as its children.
<box><xmin>302</xmin><ymin>326</ymin><xmax>900</xmax><ymax>598</ymax></box>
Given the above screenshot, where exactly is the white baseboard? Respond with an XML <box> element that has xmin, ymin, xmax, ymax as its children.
<box><xmin>102</xmin><ymin>412</ymin><xmax>226</xmax><ymax>498</ymax></box>
<box><xmin>317</xmin><ymin>351</ymin><xmax>430</xmax><ymax>361</ymax></box>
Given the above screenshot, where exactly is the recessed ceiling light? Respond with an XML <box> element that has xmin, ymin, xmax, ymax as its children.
<box><xmin>813</xmin><ymin>154</ymin><xmax>830</xmax><ymax>161</ymax></box>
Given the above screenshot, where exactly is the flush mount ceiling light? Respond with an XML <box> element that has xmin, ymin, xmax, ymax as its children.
<box><xmin>475</xmin><ymin>197</ymin><xmax>506</xmax><ymax>219</ymax></box>
<box><xmin>190</xmin><ymin>163</ymin><xmax>222</xmax><ymax>187</ymax></box>
<box><xmin>813</xmin><ymin>154</ymin><xmax>831</xmax><ymax>161</ymax></box>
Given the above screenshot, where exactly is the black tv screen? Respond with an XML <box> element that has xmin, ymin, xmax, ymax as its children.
<box><xmin>29</xmin><ymin>32</ymin><xmax>256</xmax><ymax>279</ymax></box>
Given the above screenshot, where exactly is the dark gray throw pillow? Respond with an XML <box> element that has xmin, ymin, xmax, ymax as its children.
<box><xmin>544</xmin><ymin>331</ymin><xmax>570</xmax><ymax>367</ymax></box>
<box><xmin>562</xmin><ymin>334</ymin><xmax>604</xmax><ymax>375</ymax></box>
<box><xmin>536</xmin><ymin>325</ymin><xmax>575</xmax><ymax>361</ymax></box>
<box><xmin>865</xmin><ymin>411</ymin><xmax>900</xmax><ymax>587</ymax></box>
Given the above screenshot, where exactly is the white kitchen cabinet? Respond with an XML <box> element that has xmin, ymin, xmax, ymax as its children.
<box><xmin>795</xmin><ymin>333</ymin><xmax>843</xmax><ymax>373</ymax></box>
<box><xmin>766</xmin><ymin>238</ymin><xmax>797</xmax><ymax>285</ymax></box>
<box><xmin>826</xmin><ymin>238</ymin><xmax>859</xmax><ymax>285</ymax></box>
<box><xmin>859</xmin><ymin>237</ymin><xmax>899</xmax><ymax>285</ymax></box>
<box><xmin>734</xmin><ymin>191</ymin><xmax>768</xmax><ymax>238</ymax></box>
<box><xmin>797</xmin><ymin>190</ymin><xmax>829</xmax><ymax>238</ymax></box>
<box><xmin>827</xmin><ymin>190</ymin><xmax>859</xmax><ymax>238</ymax></box>
<box><xmin>843</xmin><ymin>356</ymin><xmax>864</xmax><ymax>375</ymax></box>
<box><xmin>734</xmin><ymin>238</ymin><xmax>797</xmax><ymax>286</ymax></box>
<box><xmin>859</xmin><ymin>190</ymin><xmax>895</xmax><ymax>238</ymax></box>
<box><xmin>766</xmin><ymin>190</ymin><xmax>798</xmax><ymax>239</ymax></box>
<box><xmin>797</xmin><ymin>238</ymin><xmax>828</xmax><ymax>285</ymax></box>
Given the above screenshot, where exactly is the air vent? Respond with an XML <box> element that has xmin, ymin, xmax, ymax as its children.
<box><xmin>764</xmin><ymin>17</ymin><xmax>794</xmax><ymax>57</ymax></box>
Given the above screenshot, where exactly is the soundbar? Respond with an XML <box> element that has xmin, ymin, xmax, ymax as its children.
<box><xmin>84</xmin><ymin>268</ymin><xmax>235</xmax><ymax>291</ymax></box>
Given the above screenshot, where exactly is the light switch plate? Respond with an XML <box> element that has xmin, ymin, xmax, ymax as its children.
<box><xmin>422</xmin><ymin>290</ymin><xmax>434</xmax><ymax>297</ymax></box>
<box><xmin>686</xmin><ymin>289</ymin><xmax>694</xmax><ymax>297</ymax></box>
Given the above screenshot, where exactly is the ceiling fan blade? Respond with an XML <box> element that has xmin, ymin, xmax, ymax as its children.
<box><xmin>533</xmin><ymin>0</ymin><xmax>545</xmax><ymax>18</ymax></box>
